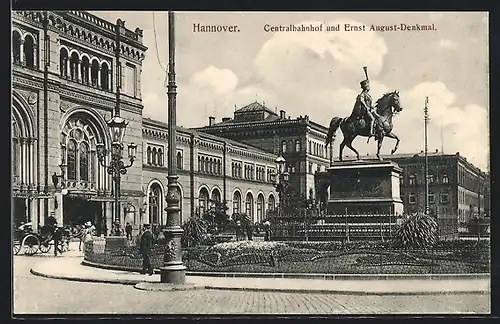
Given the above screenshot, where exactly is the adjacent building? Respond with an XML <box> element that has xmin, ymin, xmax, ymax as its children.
<box><xmin>11</xmin><ymin>10</ymin><xmax>278</xmax><ymax>236</ymax></box>
<box><xmin>194</xmin><ymin>103</ymin><xmax>332</xmax><ymax>199</ymax></box>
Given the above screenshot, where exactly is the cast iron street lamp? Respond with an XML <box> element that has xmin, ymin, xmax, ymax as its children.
<box><xmin>160</xmin><ymin>11</ymin><xmax>187</xmax><ymax>285</ymax></box>
<box><xmin>96</xmin><ymin>116</ymin><xmax>137</xmax><ymax>236</ymax></box>
<box><xmin>273</xmin><ymin>156</ymin><xmax>289</xmax><ymax>218</ymax></box>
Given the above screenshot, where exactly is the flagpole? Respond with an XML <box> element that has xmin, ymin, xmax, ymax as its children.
<box><xmin>424</xmin><ymin>97</ymin><xmax>430</xmax><ymax>215</ymax></box>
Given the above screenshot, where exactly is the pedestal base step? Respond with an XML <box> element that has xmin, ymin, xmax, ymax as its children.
<box><xmin>134</xmin><ymin>282</ymin><xmax>205</xmax><ymax>292</ymax></box>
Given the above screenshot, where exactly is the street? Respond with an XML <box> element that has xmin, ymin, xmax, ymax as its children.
<box><xmin>13</xmin><ymin>255</ymin><xmax>490</xmax><ymax>315</ymax></box>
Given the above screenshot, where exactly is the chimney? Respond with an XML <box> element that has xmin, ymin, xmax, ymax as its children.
<box><xmin>208</xmin><ymin>116</ymin><xmax>215</xmax><ymax>126</ymax></box>
<box><xmin>222</xmin><ymin>117</ymin><xmax>231</xmax><ymax>122</ymax></box>
<box><xmin>280</xmin><ymin>110</ymin><xmax>286</xmax><ymax>119</ymax></box>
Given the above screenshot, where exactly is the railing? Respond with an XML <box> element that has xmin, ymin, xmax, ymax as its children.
<box><xmin>270</xmin><ymin>214</ymin><xmax>461</xmax><ymax>242</ymax></box>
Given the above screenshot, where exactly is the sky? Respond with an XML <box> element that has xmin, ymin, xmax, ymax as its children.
<box><xmin>92</xmin><ymin>11</ymin><xmax>489</xmax><ymax>171</ymax></box>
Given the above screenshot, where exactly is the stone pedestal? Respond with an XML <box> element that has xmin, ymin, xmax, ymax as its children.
<box><xmin>326</xmin><ymin>160</ymin><xmax>404</xmax><ymax>215</ymax></box>
<box><xmin>104</xmin><ymin>236</ymin><xmax>128</xmax><ymax>251</ymax></box>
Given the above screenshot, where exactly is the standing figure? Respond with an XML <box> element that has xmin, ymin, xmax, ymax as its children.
<box><xmin>139</xmin><ymin>224</ymin><xmax>153</xmax><ymax>275</ymax></box>
<box><xmin>125</xmin><ymin>222</ymin><xmax>133</xmax><ymax>240</ymax></box>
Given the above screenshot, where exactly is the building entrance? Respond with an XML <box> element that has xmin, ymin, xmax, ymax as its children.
<box><xmin>63</xmin><ymin>196</ymin><xmax>103</xmax><ymax>235</ymax></box>
<box><xmin>13</xmin><ymin>198</ymin><xmax>27</xmax><ymax>227</ymax></box>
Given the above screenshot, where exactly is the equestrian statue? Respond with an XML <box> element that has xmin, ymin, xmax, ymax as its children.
<box><xmin>325</xmin><ymin>66</ymin><xmax>403</xmax><ymax>161</ymax></box>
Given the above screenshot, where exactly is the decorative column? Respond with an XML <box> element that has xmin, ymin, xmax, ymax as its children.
<box><xmin>108</xmin><ymin>70</ymin><xmax>112</xmax><ymax>91</ymax></box>
<box><xmin>26</xmin><ymin>139</ymin><xmax>32</xmax><ymax>190</ymax></box>
<box><xmin>20</xmin><ymin>39</ymin><xmax>25</xmax><ymax>65</ymax></box>
<box><xmin>97</xmin><ymin>66</ymin><xmax>102</xmax><ymax>88</ymax></box>
<box><xmin>160</xmin><ymin>11</ymin><xmax>187</xmax><ymax>284</ymax></box>
<box><xmin>19</xmin><ymin>138</ymin><xmax>25</xmax><ymax>188</ymax></box>
<box><xmin>76</xmin><ymin>59</ymin><xmax>81</xmax><ymax>83</ymax></box>
<box><xmin>66</xmin><ymin>59</ymin><xmax>70</xmax><ymax>78</ymax></box>
<box><xmin>33</xmin><ymin>44</ymin><xmax>38</xmax><ymax>69</ymax></box>
<box><xmin>87</xmin><ymin>65</ymin><xmax>92</xmax><ymax>85</ymax></box>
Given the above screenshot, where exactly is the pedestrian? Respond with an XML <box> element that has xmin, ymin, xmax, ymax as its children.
<box><xmin>53</xmin><ymin>226</ymin><xmax>64</xmax><ymax>256</ymax></box>
<box><xmin>139</xmin><ymin>224</ymin><xmax>153</xmax><ymax>275</ymax></box>
<box><xmin>125</xmin><ymin>222</ymin><xmax>133</xmax><ymax>240</ymax></box>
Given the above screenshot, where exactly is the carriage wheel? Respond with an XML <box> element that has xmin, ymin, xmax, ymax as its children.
<box><xmin>13</xmin><ymin>241</ymin><xmax>21</xmax><ymax>255</ymax></box>
<box><xmin>39</xmin><ymin>242</ymin><xmax>51</xmax><ymax>253</ymax></box>
<box><xmin>22</xmin><ymin>234</ymin><xmax>40</xmax><ymax>256</ymax></box>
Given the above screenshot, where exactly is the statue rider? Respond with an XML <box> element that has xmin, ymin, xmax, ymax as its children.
<box><xmin>355</xmin><ymin>67</ymin><xmax>378</xmax><ymax>137</ymax></box>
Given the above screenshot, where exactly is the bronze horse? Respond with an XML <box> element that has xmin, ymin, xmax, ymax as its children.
<box><xmin>325</xmin><ymin>91</ymin><xmax>403</xmax><ymax>161</ymax></box>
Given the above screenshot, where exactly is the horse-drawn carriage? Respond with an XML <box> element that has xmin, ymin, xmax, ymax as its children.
<box><xmin>13</xmin><ymin>223</ymin><xmax>70</xmax><ymax>256</ymax></box>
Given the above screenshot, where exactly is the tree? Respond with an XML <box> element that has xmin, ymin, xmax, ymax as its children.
<box><xmin>181</xmin><ymin>214</ymin><xmax>208</xmax><ymax>247</ymax></box>
<box><xmin>202</xmin><ymin>200</ymin><xmax>230</xmax><ymax>233</ymax></box>
<box><xmin>395</xmin><ymin>212</ymin><xmax>438</xmax><ymax>249</ymax></box>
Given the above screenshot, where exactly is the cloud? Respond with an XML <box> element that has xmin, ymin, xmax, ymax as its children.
<box><xmin>190</xmin><ymin>65</ymin><xmax>238</xmax><ymax>94</ymax></box>
<box><xmin>174</xmin><ymin>19</ymin><xmax>488</xmax><ymax>171</ymax></box>
<box><xmin>400</xmin><ymin>82</ymin><xmax>489</xmax><ymax>170</ymax></box>
<box><xmin>254</xmin><ymin>20</ymin><xmax>388</xmax><ymax>91</ymax></box>
<box><xmin>436</xmin><ymin>39</ymin><xmax>458</xmax><ymax>50</ymax></box>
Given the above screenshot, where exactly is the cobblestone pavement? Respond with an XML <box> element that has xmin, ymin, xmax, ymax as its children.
<box><xmin>13</xmin><ymin>256</ymin><xmax>490</xmax><ymax>315</ymax></box>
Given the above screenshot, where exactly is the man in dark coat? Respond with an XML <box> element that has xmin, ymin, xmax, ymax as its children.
<box><xmin>125</xmin><ymin>222</ymin><xmax>133</xmax><ymax>240</ymax></box>
<box><xmin>139</xmin><ymin>224</ymin><xmax>153</xmax><ymax>275</ymax></box>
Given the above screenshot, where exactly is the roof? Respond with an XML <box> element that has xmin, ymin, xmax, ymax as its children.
<box><xmin>235</xmin><ymin>101</ymin><xmax>277</xmax><ymax>115</ymax></box>
<box><xmin>142</xmin><ymin>118</ymin><xmax>276</xmax><ymax>157</ymax></box>
<box><xmin>212</xmin><ymin>113</ymin><xmax>281</xmax><ymax>126</ymax></box>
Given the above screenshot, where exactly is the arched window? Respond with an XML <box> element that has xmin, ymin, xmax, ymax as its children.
<box><xmin>198</xmin><ymin>156</ymin><xmax>201</xmax><ymax>172</ymax></box>
<box><xmin>256</xmin><ymin>194</ymin><xmax>264</xmax><ymax>222</ymax></box>
<box><xmin>233</xmin><ymin>191</ymin><xmax>241</xmax><ymax>214</ymax></box>
<box><xmin>147</xmin><ymin>147</ymin><xmax>151</xmax><ymax>164</ymax></box>
<box><xmin>60</xmin><ymin>48</ymin><xmax>69</xmax><ymax>77</ymax></box>
<box><xmin>152</xmin><ymin>148</ymin><xmax>157</xmax><ymax>165</ymax></box>
<box><xmin>24</xmin><ymin>35</ymin><xmax>35</xmax><ymax>68</ymax></box>
<box><xmin>281</xmin><ymin>141</ymin><xmax>287</xmax><ymax>153</ymax></box>
<box><xmin>268</xmin><ymin>195</ymin><xmax>276</xmax><ymax>211</ymax></box>
<box><xmin>81</xmin><ymin>57</ymin><xmax>90</xmax><ymax>84</ymax></box>
<box><xmin>70</xmin><ymin>52</ymin><xmax>79</xmax><ymax>81</ymax></box>
<box><xmin>217</xmin><ymin>160</ymin><xmax>221</xmax><ymax>175</ymax></box>
<box><xmin>199</xmin><ymin>188</ymin><xmax>209</xmax><ymax>216</ymax></box>
<box><xmin>442</xmin><ymin>173</ymin><xmax>449</xmax><ymax>184</ymax></box>
<box><xmin>295</xmin><ymin>139</ymin><xmax>301</xmax><ymax>152</ymax></box>
<box><xmin>91</xmin><ymin>59</ymin><xmax>99</xmax><ymax>87</ymax></box>
<box><xmin>149</xmin><ymin>183</ymin><xmax>162</xmax><ymax>225</ymax></box>
<box><xmin>177</xmin><ymin>151</ymin><xmax>183</xmax><ymax>170</ymax></box>
<box><xmin>245</xmin><ymin>192</ymin><xmax>254</xmax><ymax>220</ymax></box>
<box><xmin>427</xmin><ymin>172</ymin><xmax>435</xmax><ymax>184</ymax></box>
<box><xmin>409</xmin><ymin>173</ymin><xmax>417</xmax><ymax>186</ymax></box>
<box><xmin>211</xmin><ymin>189</ymin><xmax>221</xmax><ymax>204</ymax></box>
<box><xmin>79</xmin><ymin>142</ymin><xmax>90</xmax><ymax>181</ymax></box>
<box><xmin>67</xmin><ymin>139</ymin><xmax>77</xmax><ymax>180</ymax></box>
<box><xmin>12</xmin><ymin>31</ymin><xmax>21</xmax><ymax>64</ymax></box>
<box><xmin>157</xmin><ymin>149</ymin><xmax>163</xmax><ymax>166</ymax></box>
<box><xmin>101</xmin><ymin>63</ymin><xmax>109</xmax><ymax>91</ymax></box>
<box><xmin>62</xmin><ymin>119</ymin><xmax>98</xmax><ymax>183</ymax></box>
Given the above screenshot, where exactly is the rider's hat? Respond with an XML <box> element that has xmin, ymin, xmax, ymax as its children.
<box><xmin>360</xmin><ymin>79</ymin><xmax>370</xmax><ymax>88</ymax></box>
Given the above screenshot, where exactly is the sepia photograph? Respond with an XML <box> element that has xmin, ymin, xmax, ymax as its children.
<box><xmin>12</xmin><ymin>10</ymin><xmax>490</xmax><ymax>315</ymax></box>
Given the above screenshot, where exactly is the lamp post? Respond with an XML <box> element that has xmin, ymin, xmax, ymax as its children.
<box><xmin>273</xmin><ymin>156</ymin><xmax>289</xmax><ymax>219</ymax></box>
<box><xmin>159</xmin><ymin>11</ymin><xmax>186</xmax><ymax>285</ymax></box>
<box><xmin>96</xmin><ymin>116</ymin><xmax>137</xmax><ymax>236</ymax></box>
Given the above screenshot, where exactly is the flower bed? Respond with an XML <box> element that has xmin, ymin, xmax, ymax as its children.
<box><xmin>83</xmin><ymin>239</ymin><xmax>490</xmax><ymax>274</ymax></box>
